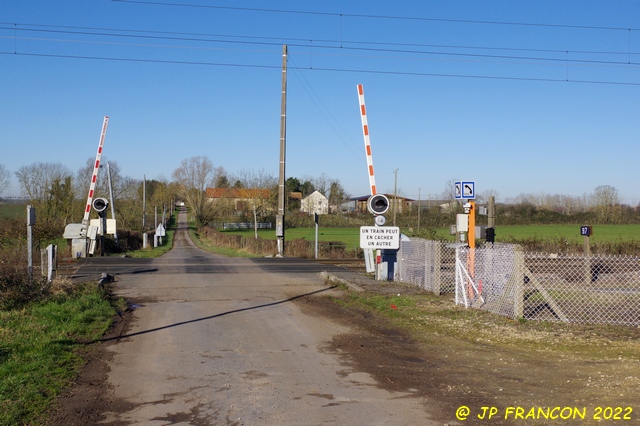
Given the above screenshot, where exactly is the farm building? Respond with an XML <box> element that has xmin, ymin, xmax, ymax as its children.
<box><xmin>300</xmin><ymin>190</ymin><xmax>329</xmax><ymax>215</ymax></box>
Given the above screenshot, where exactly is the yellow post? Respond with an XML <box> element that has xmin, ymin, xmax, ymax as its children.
<box><xmin>468</xmin><ymin>201</ymin><xmax>476</xmax><ymax>248</ymax></box>
<box><xmin>467</xmin><ymin>201</ymin><xmax>476</xmax><ymax>300</ymax></box>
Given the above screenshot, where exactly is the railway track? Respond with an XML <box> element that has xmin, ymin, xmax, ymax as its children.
<box><xmin>315</xmin><ymin>258</ymin><xmax>366</xmax><ymax>272</ymax></box>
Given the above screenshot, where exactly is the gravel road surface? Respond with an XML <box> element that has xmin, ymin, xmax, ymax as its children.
<box><xmin>95</xmin><ymin>210</ymin><xmax>438</xmax><ymax>425</ymax></box>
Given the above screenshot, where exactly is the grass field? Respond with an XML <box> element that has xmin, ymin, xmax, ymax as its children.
<box><xmin>4</xmin><ymin>200</ymin><xmax>640</xmax><ymax>250</ymax></box>
<box><xmin>0</xmin><ymin>283</ymin><xmax>119</xmax><ymax>425</ymax></box>
<box><xmin>220</xmin><ymin>224</ymin><xmax>640</xmax><ymax>249</ymax></box>
<box><xmin>0</xmin><ymin>204</ymin><xmax>27</xmax><ymax>219</ymax></box>
<box><xmin>493</xmin><ymin>224</ymin><xmax>640</xmax><ymax>242</ymax></box>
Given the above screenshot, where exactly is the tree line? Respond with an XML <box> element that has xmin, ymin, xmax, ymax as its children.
<box><xmin>0</xmin><ymin>156</ymin><xmax>351</xmax><ymax>233</ymax></box>
<box><xmin>1</xmin><ymin>157</ymin><xmax>636</xmax><ymax>237</ymax></box>
<box><xmin>170</xmin><ymin>156</ymin><xmax>349</xmax><ymax>227</ymax></box>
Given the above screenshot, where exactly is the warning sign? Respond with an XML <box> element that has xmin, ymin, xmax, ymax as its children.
<box><xmin>359</xmin><ymin>226</ymin><xmax>400</xmax><ymax>249</ymax></box>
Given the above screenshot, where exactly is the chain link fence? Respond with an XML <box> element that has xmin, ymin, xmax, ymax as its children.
<box><xmin>397</xmin><ymin>238</ymin><xmax>640</xmax><ymax>326</ymax></box>
<box><xmin>397</xmin><ymin>239</ymin><xmax>456</xmax><ymax>295</ymax></box>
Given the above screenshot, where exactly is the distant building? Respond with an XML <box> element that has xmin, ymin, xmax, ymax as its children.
<box><xmin>300</xmin><ymin>190</ymin><xmax>329</xmax><ymax>215</ymax></box>
<box><xmin>288</xmin><ymin>191</ymin><xmax>303</xmax><ymax>202</ymax></box>
<box><xmin>206</xmin><ymin>187</ymin><xmax>273</xmax><ymax>215</ymax></box>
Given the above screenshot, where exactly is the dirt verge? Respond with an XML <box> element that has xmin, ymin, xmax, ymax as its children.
<box><xmin>45</xmin><ymin>307</ymin><xmax>136</xmax><ymax>426</ymax></box>
<box><xmin>297</xmin><ymin>276</ymin><xmax>640</xmax><ymax>425</ymax></box>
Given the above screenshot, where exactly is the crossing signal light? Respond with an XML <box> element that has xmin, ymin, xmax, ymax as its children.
<box><xmin>367</xmin><ymin>194</ymin><xmax>389</xmax><ymax>216</ymax></box>
<box><xmin>92</xmin><ymin>197</ymin><xmax>109</xmax><ymax>213</ymax></box>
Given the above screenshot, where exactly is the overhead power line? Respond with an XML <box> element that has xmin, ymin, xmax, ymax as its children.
<box><xmin>111</xmin><ymin>0</ymin><xmax>640</xmax><ymax>32</ymax></box>
<box><xmin>2</xmin><ymin>23</ymin><xmax>639</xmax><ymax>68</ymax></box>
<box><xmin>1</xmin><ymin>21</ymin><xmax>635</xmax><ymax>58</ymax></box>
<box><xmin>3</xmin><ymin>50</ymin><xmax>640</xmax><ymax>87</ymax></box>
<box><xmin>1</xmin><ymin>15</ymin><xmax>639</xmax><ymax>87</ymax></box>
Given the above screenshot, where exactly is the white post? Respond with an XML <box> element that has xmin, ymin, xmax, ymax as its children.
<box><xmin>315</xmin><ymin>221</ymin><xmax>319</xmax><ymax>259</ymax></box>
<box><xmin>46</xmin><ymin>244</ymin><xmax>57</xmax><ymax>282</ymax></box>
<box><xmin>27</xmin><ymin>205</ymin><xmax>35</xmax><ymax>282</ymax></box>
<box><xmin>107</xmin><ymin>162</ymin><xmax>118</xmax><ymax>244</ymax></box>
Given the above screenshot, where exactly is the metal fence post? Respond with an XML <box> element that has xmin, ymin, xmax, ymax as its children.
<box><xmin>433</xmin><ymin>241</ymin><xmax>442</xmax><ymax>296</ymax></box>
<box><xmin>512</xmin><ymin>245</ymin><xmax>525</xmax><ymax>319</ymax></box>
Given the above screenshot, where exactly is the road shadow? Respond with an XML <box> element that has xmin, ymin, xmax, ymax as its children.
<box><xmin>97</xmin><ymin>285</ymin><xmax>338</xmax><ymax>343</ymax></box>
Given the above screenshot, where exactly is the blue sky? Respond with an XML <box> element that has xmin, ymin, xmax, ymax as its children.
<box><xmin>2</xmin><ymin>1</ymin><xmax>639</xmax><ymax>204</ymax></box>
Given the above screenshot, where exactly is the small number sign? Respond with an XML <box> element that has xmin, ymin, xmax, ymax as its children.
<box><xmin>580</xmin><ymin>226</ymin><xmax>592</xmax><ymax>237</ymax></box>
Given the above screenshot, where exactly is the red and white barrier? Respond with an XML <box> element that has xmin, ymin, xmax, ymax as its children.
<box><xmin>357</xmin><ymin>84</ymin><xmax>377</xmax><ymax>196</ymax></box>
<box><xmin>82</xmin><ymin>116</ymin><xmax>109</xmax><ymax>228</ymax></box>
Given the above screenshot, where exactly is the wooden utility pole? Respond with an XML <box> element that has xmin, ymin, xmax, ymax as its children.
<box><xmin>488</xmin><ymin>195</ymin><xmax>496</xmax><ymax>228</ymax></box>
<box><xmin>142</xmin><ymin>175</ymin><xmax>146</xmax><ymax>230</ymax></box>
<box><xmin>277</xmin><ymin>45</ymin><xmax>287</xmax><ymax>256</ymax></box>
<box><xmin>393</xmin><ymin>168</ymin><xmax>398</xmax><ymax>226</ymax></box>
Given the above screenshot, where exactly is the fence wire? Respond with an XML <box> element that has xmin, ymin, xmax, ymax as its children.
<box><xmin>397</xmin><ymin>238</ymin><xmax>640</xmax><ymax>326</ymax></box>
<box><xmin>397</xmin><ymin>239</ymin><xmax>456</xmax><ymax>295</ymax></box>
<box><xmin>520</xmin><ymin>250</ymin><xmax>640</xmax><ymax>325</ymax></box>
<box><xmin>453</xmin><ymin>244</ymin><xmax>524</xmax><ymax>320</ymax></box>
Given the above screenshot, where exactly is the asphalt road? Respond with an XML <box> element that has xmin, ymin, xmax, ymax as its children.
<box><xmin>84</xmin><ymin>211</ymin><xmax>436</xmax><ymax>425</ymax></box>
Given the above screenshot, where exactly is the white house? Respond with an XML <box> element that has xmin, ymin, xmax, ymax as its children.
<box><xmin>300</xmin><ymin>190</ymin><xmax>329</xmax><ymax>215</ymax></box>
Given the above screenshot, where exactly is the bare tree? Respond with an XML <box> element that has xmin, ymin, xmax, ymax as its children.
<box><xmin>112</xmin><ymin>176</ymin><xmax>143</xmax><ymax>229</ymax></box>
<box><xmin>312</xmin><ymin>173</ymin><xmax>330</xmax><ymax>197</ymax></box>
<box><xmin>75</xmin><ymin>158</ymin><xmax>148</xmax><ymax>226</ymax></box>
<box><xmin>592</xmin><ymin>185</ymin><xmax>620</xmax><ymax>223</ymax></box>
<box><xmin>0</xmin><ymin>164</ymin><xmax>10</xmax><ymax>196</ymax></box>
<box><xmin>328</xmin><ymin>180</ymin><xmax>349</xmax><ymax>213</ymax></box>
<box><xmin>440</xmin><ymin>178</ymin><xmax>459</xmax><ymax>200</ymax></box>
<box><xmin>232</xmin><ymin>168</ymin><xmax>277</xmax><ymax>238</ymax></box>
<box><xmin>15</xmin><ymin>162</ymin><xmax>72</xmax><ymax>203</ymax></box>
<box><xmin>172</xmin><ymin>156</ymin><xmax>224</xmax><ymax>226</ymax></box>
<box><xmin>75</xmin><ymin>157</ymin><xmax>127</xmax><ymax>200</ymax></box>
<box><xmin>476</xmin><ymin>189</ymin><xmax>499</xmax><ymax>205</ymax></box>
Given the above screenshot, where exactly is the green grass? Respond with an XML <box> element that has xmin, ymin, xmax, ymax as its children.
<box><xmin>220</xmin><ymin>224</ymin><xmax>640</xmax><ymax>249</ymax></box>
<box><xmin>427</xmin><ymin>224</ymin><xmax>640</xmax><ymax>243</ymax></box>
<box><xmin>0</xmin><ymin>283</ymin><xmax>118</xmax><ymax>425</ymax></box>
<box><xmin>190</xmin><ymin>215</ymin><xmax>259</xmax><ymax>258</ymax></box>
<box><xmin>0</xmin><ymin>204</ymin><xmax>26</xmax><ymax>220</ymax></box>
<box><xmin>487</xmin><ymin>224</ymin><xmax>640</xmax><ymax>243</ymax></box>
<box><xmin>350</xmin><ymin>293</ymin><xmax>418</xmax><ymax>318</ymax></box>
<box><xmin>331</xmin><ymin>284</ymin><xmax>640</xmax><ymax>358</ymax></box>
<box><xmin>126</xmin><ymin>213</ymin><xmax>177</xmax><ymax>258</ymax></box>
<box><xmin>192</xmin><ymin>234</ymin><xmax>260</xmax><ymax>257</ymax></box>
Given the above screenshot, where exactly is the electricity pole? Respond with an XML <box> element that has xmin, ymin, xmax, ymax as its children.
<box><xmin>393</xmin><ymin>168</ymin><xmax>398</xmax><ymax>226</ymax></box>
<box><xmin>276</xmin><ymin>45</ymin><xmax>287</xmax><ymax>256</ymax></box>
<box><xmin>142</xmin><ymin>174</ymin><xmax>146</xmax><ymax>230</ymax></box>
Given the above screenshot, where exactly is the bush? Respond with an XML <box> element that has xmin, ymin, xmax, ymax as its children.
<box><xmin>200</xmin><ymin>226</ymin><xmax>278</xmax><ymax>255</ymax></box>
<box><xmin>277</xmin><ymin>212</ymin><xmax>372</xmax><ymax>229</ymax></box>
<box><xmin>200</xmin><ymin>226</ymin><xmax>354</xmax><ymax>258</ymax></box>
<box><xmin>0</xmin><ymin>242</ymin><xmax>46</xmax><ymax>309</ymax></box>
<box><xmin>103</xmin><ymin>229</ymin><xmax>144</xmax><ymax>253</ymax></box>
